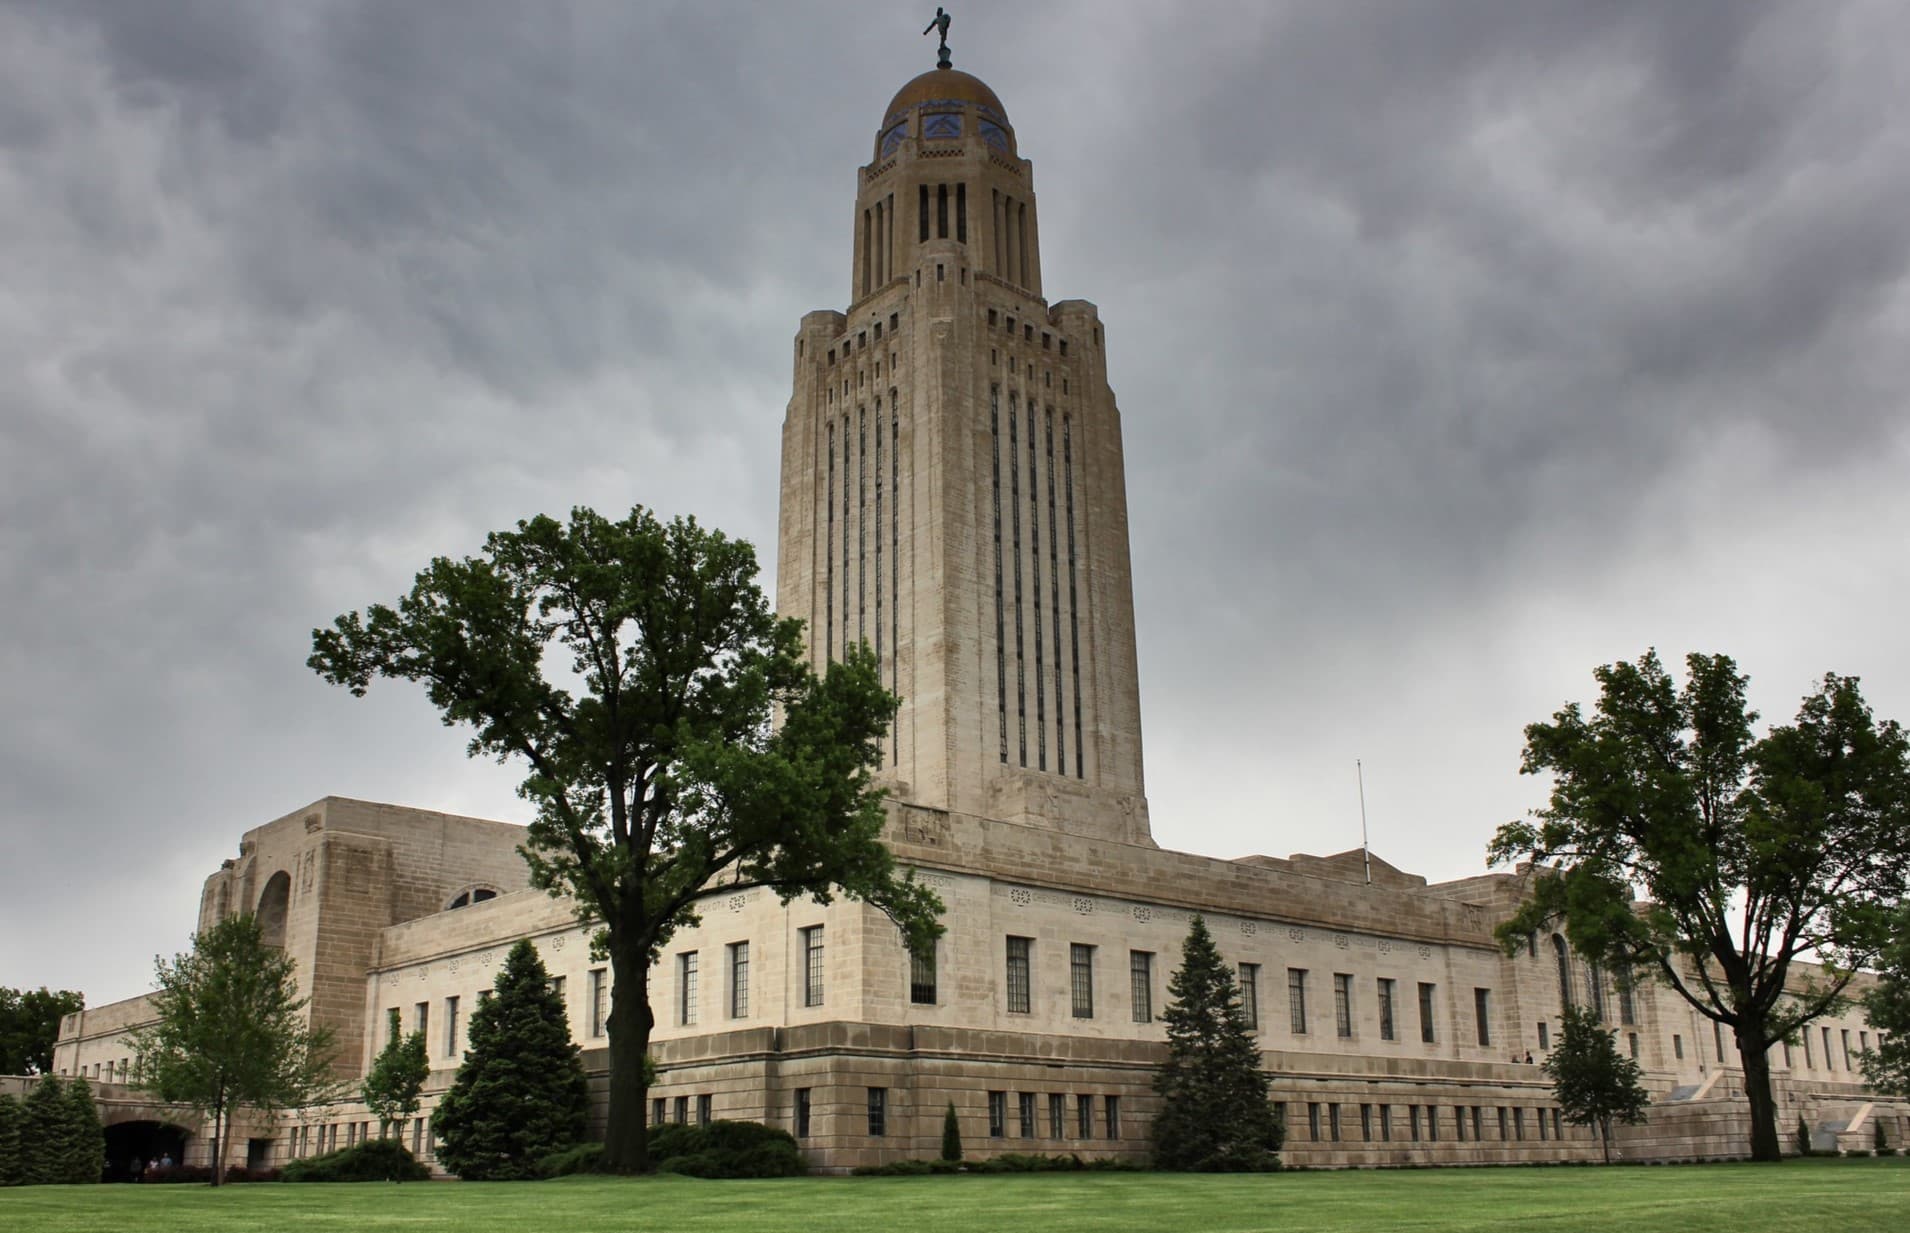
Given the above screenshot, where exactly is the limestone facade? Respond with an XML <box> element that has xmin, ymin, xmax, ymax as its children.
<box><xmin>46</xmin><ymin>59</ymin><xmax>1908</xmax><ymax>1174</ymax></box>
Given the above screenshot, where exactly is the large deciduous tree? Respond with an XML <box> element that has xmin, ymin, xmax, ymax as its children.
<box><xmin>1542</xmin><ymin>1005</ymin><xmax>1650</xmax><ymax>1163</ymax></box>
<box><xmin>1152</xmin><ymin>915</ymin><xmax>1284</xmax><ymax>1171</ymax></box>
<box><xmin>309</xmin><ymin>506</ymin><xmax>942</xmax><ymax>1174</ymax></box>
<box><xmin>126</xmin><ymin>914</ymin><xmax>339</xmax><ymax>1185</ymax></box>
<box><xmin>1490</xmin><ymin>650</ymin><xmax>1910</xmax><ymax>1162</ymax></box>
<box><xmin>431</xmin><ymin>939</ymin><xmax>588</xmax><ymax>1179</ymax></box>
<box><xmin>1859</xmin><ymin>918</ymin><xmax>1910</xmax><ymax>1097</ymax></box>
<box><xmin>0</xmin><ymin>986</ymin><xmax>85</xmax><ymax>1075</ymax></box>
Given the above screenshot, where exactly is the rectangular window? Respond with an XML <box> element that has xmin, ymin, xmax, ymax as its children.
<box><xmin>1498</xmin><ymin>1107</ymin><xmax>1508</xmax><ymax>1140</ymax></box>
<box><xmin>1307</xmin><ymin>1102</ymin><xmax>1321</xmax><ymax>1141</ymax></box>
<box><xmin>1426</xmin><ymin>1105</ymin><xmax>1439</xmax><ymax>1142</ymax></box>
<box><xmin>1380</xmin><ymin>1104</ymin><xmax>1392</xmax><ymax>1141</ymax></box>
<box><xmin>795</xmin><ymin>1089</ymin><xmax>811</xmax><ymax>1138</ymax></box>
<box><xmin>1328</xmin><ymin>1104</ymin><xmax>1342</xmax><ymax>1142</ymax></box>
<box><xmin>1539</xmin><ymin>1021</ymin><xmax>1551</xmax><ymax>1051</ymax></box>
<box><xmin>910</xmin><ymin>941</ymin><xmax>936</xmax><ymax>1006</ymax></box>
<box><xmin>697</xmin><ymin>1094</ymin><xmax>712</xmax><ymax>1126</ymax></box>
<box><xmin>1629</xmin><ymin>1032</ymin><xmax>1640</xmax><ymax>1059</ymax></box>
<box><xmin>1006</xmin><ymin>936</ymin><xmax>1032</xmax><ymax>1014</ymax></box>
<box><xmin>415</xmin><ymin>1001</ymin><xmax>429</xmax><ymax>1042</ymax></box>
<box><xmin>1418</xmin><ymin>982</ymin><xmax>1437</xmax><ymax>1043</ymax></box>
<box><xmin>868</xmin><ymin>1087</ymin><xmax>887</xmax><ymax>1137</ymax></box>
<box><xmin>1106</xmin><ymin>1096</ymin><xmax>1121</xmax><ymax>1140</ymax></box>
<box><xmin>678</xmin><ymin>952</ymin><xmax>699</xmax><ymax>1026</ymax></box>
<box><xmin>1715</xmin><ymin>1021</ymin><xmax>1725</xmax><ymax>1063</ymax></box>
<box><xmin>1334</xmin><ymin>973</ymin><xmax>1354</xmax><ymax>1038</ymax></box>
<box><xmin>1049</xmin><ymin>1093</ymin><xmax>1063</xmax><ymax>1138</ymax></box>
<box><xmin>1410</xmin><ymin>1105</ymin><xmax>1421</xmax><ymax>1142</ymax></box>
<box><xmin>550</xmin><ymin>975</ymin><xmax>565</xmax><ymax>1008</ymax></box>
<box><xmin>988</xmin><ymin>1091</ymin><xmax>1006</xmax><ymax>1138</ymax></box>
<box><xmin>586</xmin><ymin>968</ymin><xmax>607</xmax><ymax>1038</ymax></box>
<box><xmin>1513</xmin><ymin>1107</ymin><xmax>1525</xmax><ymax>1140</ymax></box>
<box><xmin>1823</xmin><ymin>1026</ymin><xmax>1834</xmax><ymax>1069</ymax></box>
<box><xmin>1239</xmin><ymin>964</ymin><xmax>1260</xmax><ymax>1031</ymax></box>
<box><xmin>1071</xmin><ymin>943</ymin><xmax>1096</xmax><ymax>1018</ymax></box>
<box><xmin>1077</xmin><ymin>1095</ymin><xmax>1093</xmax><ymax>1138</ymax></box>
<box><xmin>1617</xmin><ymin>966</ymin><xmax>1636</xmax><ymax>1025</ymax></box>
<box><xmin>1673</xmin><ymin>1033</ymin><xmax>1684</xmax><ymax>1060</ymax></box>
<box><xmin>1018</xmin><ymin>1092</ymin><xmax>1036</xmax><ymax>1138</ymax></box>
<box><xmin>1288</xmin><ymin>968</ymin><xmax>1309</xmax><ymax>1035</ymax></box>
<box><xmin>1378</xmin><ymin>978</ymin><xmax>1396</xmax><ymax>1041</ymax></box>
<box><xmin>652</xmin><ymin>1097</ymin><xmax>665</xmax><ymax>1127</ymax></box>
<box><xmin>1539</xmin><ymin>1106</ymin><xmax>1549</xmax><ymax>1140</ymax></box>
<box><xmin>1130</xmin><ymin>951</ymin><xmax>1153</xmax><ymax>1023</ymax></box>
<box><xmin>1842</xmin><ymin>1029</ymin><xmax>1852</xmax><ymax>1070</ymax></box>
<box><xmin>728</xmin><ymin>942</ymin><xmax>750</xmax><ymax>1018</ymax></box>
<box><xmin>1803</xmin><ymin>1028</ymin><xmax>1813</xmax><ymax>1068</ymax></box>
<box><xmin>802</xmin><ymin>926</ymin><xmax>825</xmax><ymax>1007</ymax></box>
<box><xmin>674</xmin><ymin>1095</ymin><xmax>688</xmax><ymax>1125</ymax></box>
<box><xmin>445</xmin><ymin>995</ymin><xmax>460</xmax><ymax>1057</ymax></box>
<box><xmin>1454</xmin><ymin>1105</ymin><xmax>1466</xmax><ymax>1141</ymax></box>
<box><xmin>1472</xmin><ymin>1107</ymin><xmax>1484</xmax><ymax>1141</ymax></box>
<box><xmin>1360</xmin><ymin>1103</ymin><xmax>1373</xmax><ymax>1141</ymax></box>
<box><xmin>1475</xmin><ymin>988</ymin><xmax>1492</xmax><ymax>1047</ymax></box>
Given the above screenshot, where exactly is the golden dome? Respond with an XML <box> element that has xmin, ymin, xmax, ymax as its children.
<box><xmin>883</xmin><ymin>68</ymin><xmax>1009</xmax><ymax>126</ymax></box>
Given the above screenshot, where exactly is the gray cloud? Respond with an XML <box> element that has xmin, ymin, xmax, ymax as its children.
<box><xmin>3</xmin><ymin>0</ymin><xmax>1907</xmax><ymax>1005</ymax></box>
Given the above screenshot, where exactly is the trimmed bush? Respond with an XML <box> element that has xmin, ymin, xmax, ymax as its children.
<box><xmin>281</xmin><ymin>1138</ymin><xmax>430</xmax><ymax>1183</ymax></box>
<box><xmin>537</xmin><ymin>1143</ymin><xmax>606</xmax><ymax>1177</ymax></box>
<box><xmin>645</xmin><ymin>1120</ymin><xmax>804</xmax><ymax>1178</ymax></box>
<box><xmin>222</xmin><ymin>1166</ymin><xmax>282</xmax><ymax>1183</ymax></box>
<box><xmin>144</xmin><ymin>1165</ymin><xmax>214</xmax><ymax>1184</ymax></box>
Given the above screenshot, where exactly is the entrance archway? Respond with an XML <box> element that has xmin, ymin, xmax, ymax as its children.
<box><xmin>103</xmin><ymin>1121</ymin><xmax>189</xmax><ymax>1181</ymax></box>
<box><xmin>258</xmin><ymin>869</ymin><xmax>291</xmax><ymax>950</ymax></box>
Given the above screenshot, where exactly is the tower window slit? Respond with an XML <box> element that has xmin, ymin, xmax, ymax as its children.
<box><xmin>991</xmin><ymin>388</ymin><xmax>1007</xmax><ymax>764</ymax></box>
<box><xmin>874</xmin><ymin>401</ymin><xmax>883</xmax><ymax>673</ymax></box>
<box><xmin>937</xmin><ymin>184</ymin><xmax>949</xmax><ymax>240</ymax></box>
<box><xmin>919</xmin><ymin>184</ymin><xmax>929</xmax><ymax>243</ymax></box>
<box><xmin>1065</xmin><ymin>416</ymin><xmax>1083</xmax><ymax>778</ymax></box>
<box><xmin>842</xmin><ymin>416</ymin><xmax>851</xmax><ymax>661</ymax></box>
<box><xmin>1047</xmin><ymin>410</ymin><xmax>1063</xmax><ymax>770</ymax></box>
<box><xmin>886</xmin><ymin>193</ymin><xmax>895</xmax><ymax>284</ymax></box>
<box><xmin>858</xmin><ymin>408</ymin><xmax>867</xmax><ymax>647</ymax></box>
<box><xmin>1018</xmin><ymin>201</ymin><xmax>1029</xmax><ymax>287</ymax></box>
<box><xmin>825</xmin><ymin>422</ymin><xmax>835</xmax><ymax>663</ymax></box>
<box><xmin>1010</xmin><ymin>397</ymin><xmax>1026</xmax><ymax>767</ymax></box>
<box><xmin>993</xmin><ymin>189</ymin><xmax>1004</xmax><ymax>275</ymax></box>
<box><xmin>892</xmin><ymin>401</ymin><xmax>901</xmax><ymax>766</ymax></box>
<box><xmin>957</xmin><ymin>183</ymin><xmax>967</xmax><ymax>244</ymax></box>
<box><xmin>1029</xmin><ymin>403</ymin><xmax>1044</xmax><ymax>770</ymax></box>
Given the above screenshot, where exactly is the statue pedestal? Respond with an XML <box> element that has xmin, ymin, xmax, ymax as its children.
<box><xmin>937</xmin><ymin>44</ymin><xmax>952</xmax><ymax>70</ymax></box>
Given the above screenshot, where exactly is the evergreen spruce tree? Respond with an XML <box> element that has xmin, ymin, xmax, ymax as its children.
<box><xmin>1542</xmin><ymin>1005</ymin><xmax>1651</xmax><ymax>1164</ymax></box>
<box><xmin>61</xmin><ymin>1078</ymin><xmax>105</xmax><ymax>1183</ymax></box>
<box><xmin>941</xmin><ymin>1101</ymin><xmax>963</xmax><ymax>1162</ymax></box>
<box><xmin>432</xmin><ymin>939</ymin><xmax>589</xmax><ymax>1179</ymax></box>
<box><xmin>0</xmin><ymin>1092</ymin><xmax>23</xmax><ymax>1186</ymax></box>
<box><xmin>20</xmin><ymin>1076</ymin><xmax>68</xmax><ymax>1185</ymax></box>
<box><xmin>1152</xmin><ymin>916</ymin><xmax>1283</xmax><ymax>1171</ymax></box>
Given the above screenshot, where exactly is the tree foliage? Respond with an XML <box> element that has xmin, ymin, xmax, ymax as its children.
<box><xmin>61</xmin><ymin>1078</ymin><xmax>105</xmax><ymax>1183</ymax></box>
<box><xmin>1542</xmin><ymin>1005</ymin><xmax>1650</xmax><ymax>1163</ymax></box>
<box><xmin>1490</xmin><ymin>650</ymin><xmax>1910</xmax><ymax>1162</ymax></box>
<box><xmin>941</xmin><ymin>1101</ymin><xmax>963</xmax><ymax>1162</ymax></box>
<box><xmin>0</xmin><ymin>1092</ymin><xmax>20</xmax><ymax>1186</ymax></box>
<box><xmin>1152</xmin><ymin>915</ymin><xmax>1283</xmax><ymax>1171</ymax></box>
<box><xmin>362</xmin><ymin>1029</ymin><xmax>430</xmax><ymax>1143</ymax></box>
<box><xmin>1859</xmin><ymin>917</ymin><xmax>1910</xmax><ymax>1097</ymax></box>
<box><xmin>126</xmin><ymin>914</ymin><xmax>339</xmax><ymax>1186</ymax></box>
<box><xmin>0</xmin><ymin>986</ymin><xmax>85</xmax><ymax>1075</ymax></box>
<box><xmin>431</xmin><ymin>939</ymin><xmax>589</xmax><ymax>1180</ymax></box>
<box><xmin>310</xmin><ymin>505</ymin><xmax>941</xmax><ymax>1171</ymax></box>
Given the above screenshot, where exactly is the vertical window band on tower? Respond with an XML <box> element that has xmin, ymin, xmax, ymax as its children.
<box><xmin>1063</xmin><ymin>415</ymin><xmax>1083</xmax><ymax>778</ymax></box>
<box><xmin>825</xmin><ymin>421</ymin><xmax>835</xmax><ymax>661</ymax></box>
<box><xmin>891</xmin><ymin>392</ymin><xmax>901</xmax><ymax>765</ymax></box>
<box><xmin>957</xmin><ymin>183</ymin><xmax>967</xmax><ymax>244</ymax></box>
<box><xmin>841</xmin><ymin>416</ymin><xmax>851</xmax><ymax>660</ymax></box>
<box><xmin>858</xmin><ymin>407</ymin><xmax>867</xmax><ymax>648</ymax></box>
<box><xmin>1029</xmin><ymin>403</ymin><xmax>1045</xmax><ymax>770</ymax></box>
<box><xmin>919</xmin><ymin>184</ymin><xmax>930</xmax><ymax>243</ymax></box>
<box><xmin>1010</xmin><ymin>395</ymin><xmax>1027</xmax><ymax>767</ymax></box>
<box><xmin>991</xmin><ymin>387</ymin><xmax>1008</xmax><ymax>764</ymax></box>
<box><xmin>1047</xmin><ymin>408</ymin><xmax>1064</xmax><ymax>771</ymax></box>
<box><xmin>874</xmin><ymin>398</ymin><xmax>883</xmax><ymax>673</ymax></box>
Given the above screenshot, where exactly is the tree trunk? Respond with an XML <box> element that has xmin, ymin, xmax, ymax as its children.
<box><xmin>1738</xmin><ymin>1024</ymin><xmax>1782</xmax><ymax>1162</ymax></box>
<box><xmin>209</xmin><ymin>1097</ymin><xmax>223</xmax><ymax>1188</ymax></box>
<box><xmin>602</xmin><ymin>941</ymin><xmax>656</xmax><ymax>1174</ymax></box>
<box><xmin>1599</xmin><ymin>1115</ymin><xmax>1611</xmax><ymax>1165</ymax></box>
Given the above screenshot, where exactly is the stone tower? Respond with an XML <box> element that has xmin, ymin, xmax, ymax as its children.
<box><xmin>777</xmin><ymin>61</ymin><xmax>1151</xmax><ymax>846</ymax></box>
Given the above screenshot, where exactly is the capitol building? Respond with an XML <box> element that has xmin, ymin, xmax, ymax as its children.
<box><xmin>46</xmin><ymin>53</ymin><xmax>1902</xmax><ymax>1175</ymax></box>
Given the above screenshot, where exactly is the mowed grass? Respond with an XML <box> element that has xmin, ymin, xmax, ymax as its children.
<box><xmin>2</xmin><ymin>1158</ymin><xmax>1906</xmax><ymax>1233</ymax></box>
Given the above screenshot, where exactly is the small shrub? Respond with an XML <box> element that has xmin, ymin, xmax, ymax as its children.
<box><xmin>143</xmin><ymin>1164</ymin><xmax>213</xmax><ymax>1184</ymax></box>
<box><xmin>1877</xmin><ymin>1147</ymin><xmax>1899</xmax><ymax>1157</ymax></box>
<box><xmin>941</xmin><ymin>1103</ymin><xmax>962</xmax><ymax>1163</ymax></box>
<box><xmin>281</xmin><ymin>1139</ymin><xmax>430</xmax><ymax>1183</ymax></box>
<box><xmin>646</xmin><ymin>1120</ymin><xmax>803</xmax><ymax>1178</ymax></box>
<box><xmin>222</xmin><ymin>1166</ymin><xmax>282</xmax><ymax>1183</ymax></box>
<box><xmin>537</xmin><ymin>1143</ymin><xmax>605</xmax><ymax>1178</ymax></box>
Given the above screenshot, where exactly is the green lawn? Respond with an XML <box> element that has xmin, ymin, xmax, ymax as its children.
<box><xmin>2</xmin><ymin>1159</ymin><xmax>1906</xmax><ymax>1233</ymax></box>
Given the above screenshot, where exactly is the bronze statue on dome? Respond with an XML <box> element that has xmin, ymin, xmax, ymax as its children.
<box><xmin>923</xmin><ymin>8</ymin><xmax>953</xmax><ymax>69</ymax></box>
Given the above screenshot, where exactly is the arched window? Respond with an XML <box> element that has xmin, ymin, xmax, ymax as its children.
<box><xmin>1552</xmin><ymin>935</ymin><xmax>1573</xmax><ymax>1012</ymax></box>
<box><xmin>1588</xmin><ymin>965</ymin><xmax>1607</xmax><ymax>1023</ymax></box>
<box><xmin>446</xmin><ymin>887</ymin><xmax>500</xmax><ymax>911</ymax></box>
<box><xmin>257</xmin><ymin>870</ymin><xmax>291</xmax><ymax>951</ymax></box>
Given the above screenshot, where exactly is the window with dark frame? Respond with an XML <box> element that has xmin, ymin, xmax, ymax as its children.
<box><xmin>910</xmin><ymin>940</ymin><xmax>937</xmax><ymax>1005</ymax></box>
<box><xmin>1378</xmin><ymin>977</ymin><xmax>1396</xmax><ymax>1041</ymax></box>
<box><xmin>1018</xmin><ymin>1092</ymin><xmax>1036</xmax><ymax>1138</ymax></box>
<box><xmin>1288</xmin><ymin>968</ymin><xmax>1308</xmax><ymax>1035</ymax></box>
<box><xmin>729</xmin><ymin>942</ymin><xmax>750</xmax><ymax>1018</ymax></box>
<box><xmin>1076</xmin><ymin>1094</ymin><xmax>1092</xmax><ymax>1138</ymax></box>
<box><xmin>1130</xmin><ymin>951</ymin><xmax>1153</xmax><ymax>1023</ymax></box>
<box><xmin>1475</xmin><ymin>988</ymin><xmax>1492</xmax><ymax>1047</ymax></box>
<box><xmin>678</xmin><ymin>952</ymin><xmax>698</xmax><ymax>1026</ymax></box>
<box><xmin>1071</xmin><ymin>943</ymin><xmax>1095</xmax><ymax>1018</ymax></box>
<box><xmin>868</xmin><ymin>1087</ymin><xmax>887</xmax><ymax>1137</ymax></box>
<box><xmin>587</xmin><ymin>969</ymin><xmax>605</xmax><ymax>1037</ymax></box>
<box><xmin>1048</xmin><ymin>1093</ymin><xmax>1064</xmax><ymax>1138</ymax></box>
<box><xmin>795</xmin><ymin>1088</ymin><xmax>811</xmax><ymax>1138</ymax></box>
<box><xmin>1334</xmin><ymin>973</ymin><xmax>1354</xmax><ymax>1038</ymax></box>
<box><xmin>802</xmin><ymin>926</ymin><xmax>825</xmax><ymax>1007</ymax></box>
<box><xmin>1006</xmin><ymin>936</ymin><xmax>1032</xmax><ymax>1014</ymax></box>
<box><xmin>1239</xmin><ymin>963</ymin><xmax>1260</xmax><ymax>1031</ymax></box>
<box><xmin>988</xmin><ymin>1090</ymin><xmax>1006</xmax><ymax>1138</ymax></box>
<box><xmin>1418</xmin><ymin>982</ymin><xmax>1437</xmax><ymax>1043</ymax></box>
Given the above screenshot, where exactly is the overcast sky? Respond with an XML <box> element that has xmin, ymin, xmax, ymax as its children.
<box><xmin>4</xmin><ymin>1</ymin><xmax>1908</xmax><ymax>1008</ymax></box>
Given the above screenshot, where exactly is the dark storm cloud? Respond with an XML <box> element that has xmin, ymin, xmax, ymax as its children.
<box><xmin>2</xmin><ymin>1</ymin><xmax>1906</xmax><ymax>1005</ymax></box>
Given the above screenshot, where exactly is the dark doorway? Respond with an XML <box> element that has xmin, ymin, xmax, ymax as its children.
<box><xmin>247</xmin><ymin>1138</ymin><xmax>274</xmax><ymax>1172</ymax></box>
<box><xmin>103</xmin><ymin>1121</ymin><xmax>188</xmax><ymax>1181</ymax></box>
